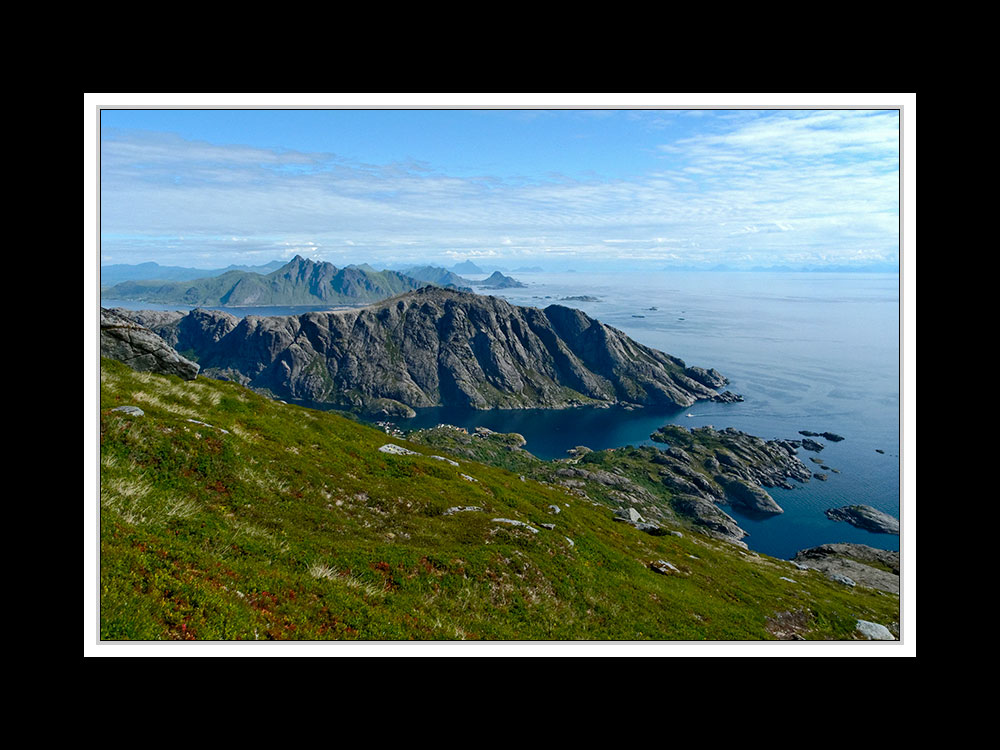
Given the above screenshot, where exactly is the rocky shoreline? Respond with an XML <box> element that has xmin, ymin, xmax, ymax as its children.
<box><xmin>793</xmin><ymin>543</ymin><xmax>900</xmax><ymax>594</ymax></box>
<box><xmin>825</xmin><ymin>505</ymin><xmax>900</xmax><ymax>535</ymax></box>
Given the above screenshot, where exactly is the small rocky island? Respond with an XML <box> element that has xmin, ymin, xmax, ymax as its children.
<box><xmin>825</xmin><ymin>505</ymin><xmax>899</xmax><ymax>535</ymax></box>
<box><xmin>480</xmin><ymin>271</ymin><xmax>527</xmax><ymax>289</ymax></box>
<box><xmin>800</xmin><ymin>430</ymin><xmax>845</xmax><ymax>442</ymax></box>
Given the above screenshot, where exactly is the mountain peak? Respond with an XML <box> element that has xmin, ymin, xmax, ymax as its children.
<box><xmin>136</xmin><ymin>289</ymin><xmax>728</xmax><ymax>412</ymax></box>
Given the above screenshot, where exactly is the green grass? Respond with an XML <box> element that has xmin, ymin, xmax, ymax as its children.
<box><xmin>98</xmin><ymin>357</ymin><xmax>899</xmax><ymax>641</ymax></box>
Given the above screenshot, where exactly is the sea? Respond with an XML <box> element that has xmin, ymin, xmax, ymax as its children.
<box><xmin>101</xmin><ymin>270</ymin><xmax>903</xmax><ymax>560</ymax></box>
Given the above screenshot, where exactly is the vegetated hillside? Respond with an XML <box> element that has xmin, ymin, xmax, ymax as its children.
<box><xmin>111</xmin><ymin>286</ymin><xmax>742</xmax><ymax>416</ymax></box>
<box><xmin>98</xmin><ymin>357</ymin><xmax>899</xmax><ymax>641</ymax></box>
<box><xmin>101</xmin><ymin>256</ymin><xmax>433</xmax><ymax>306</ymax></box>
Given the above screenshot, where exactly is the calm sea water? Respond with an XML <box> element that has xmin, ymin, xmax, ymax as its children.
<box><xmin>103</xmin><ymin>270</ymin><xmax>903</xmax><ymax>560</ymax></box>
<box><xmin>404</xmin><ymin>270</ymin><xmax>902</xmax><ymax>560</ymax></box>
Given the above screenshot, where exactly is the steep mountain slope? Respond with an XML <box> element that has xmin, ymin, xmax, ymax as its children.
<box><xmin>98</xmin><ymin>356</ymin><xmax>900</xmax><ymax>641</ymax></box>
<box><xmin>111</xmin><ymin>287</ymin><xmax>741</xmax><ymax>413</ymax></box>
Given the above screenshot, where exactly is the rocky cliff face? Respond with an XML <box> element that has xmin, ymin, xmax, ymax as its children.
<box><xmin>100</xmin><ymin>308</ymin><xmax>199</xmax><ymax>380</ymax></box>
<box><xmin>116</xmin><ymin>287</ymin><xmax>736</xmax><ymax>413</ymax></box>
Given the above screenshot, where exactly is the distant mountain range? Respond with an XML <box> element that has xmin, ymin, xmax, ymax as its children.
<box><xmin>450</xmin><ymin>260</ymin><xmax>485</xmax><ymax>275</ymax></box>
<box><xmin>449</xmin><ymin>260</ymin><xmax>544</xmax><ymax>275</ymax></box>
<box><xmin>101</xmin><ymin>256</ymin><xmax>471</xmax><ymax>307</ymax></box>
<box><xmin>397</xmin><ymin>265</ymin><xmax>473</xmax><ymax>291</ymax></box>
<box><xmin>100</xmin><ymin>260</ymin><xmax>286</xmax><ymax>288</ymax></box>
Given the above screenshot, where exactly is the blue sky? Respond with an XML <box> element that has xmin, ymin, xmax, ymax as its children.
<box><xmin>97</xmin><ymin>98</ymin><xmax>903</xmax><ymax>271</ymax></box>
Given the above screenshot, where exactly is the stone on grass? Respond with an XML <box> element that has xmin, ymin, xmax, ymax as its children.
<box><xmin>856</xmin><ymin>620</ymin><xmax>895</xmax><ymax>640</ymax></box>
<box><xmin>111</xmin><ymin>405</ymin><xmax>144</xmax><ymax>417</ymax></box>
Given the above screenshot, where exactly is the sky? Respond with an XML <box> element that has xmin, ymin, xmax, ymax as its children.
<box><xmin>94</xmin><ymin>95</ymin><xmax>905</xmax><ymax>271</ymax></box>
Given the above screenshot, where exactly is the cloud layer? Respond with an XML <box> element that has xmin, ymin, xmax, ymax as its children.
<box><xmin>100</xmin><ymin>110</ymin><xmax>900</xmax><ymax>269</ymax></box>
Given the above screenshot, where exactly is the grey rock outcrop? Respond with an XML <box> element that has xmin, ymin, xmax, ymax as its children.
<box><xmin>649</xmin><ymin>559</ymin><xmax>681</xmax><ymax>575</ymax></box>
<box><xmin>825</xmin><ymin>505</ymin><xmax>899</xmax><ymax>535</ymax></box>
<box><xmin>717</xmin><ymin>476</ymin><xmax>784</xmax><ymax>515</ymax></box>
<box><xmin>614</xmin><ymin>507</ymin><xmax>645</xmax><ymax>524</ymax></box>
<box><xmin>378</xmin><ymin>443</ymin><xmax>419</xmax><ymax>456</ymax></box>
<box><xmin>856</xmin><ymin>620</ymin><xmax>896</xmax><ymax>640</ymax></box>
<box><xmin>793</xmin><ymin>543</ymin><xmax>900</xmax><ymax>594</ymax></box>
<box><xmin>683</xmin><ymin>366</ymin><xmax>728</xmax><ymax>389</ymax></box>
<box><xmin>112</xmin><ymin>307</ymin><xmax>241</xmax><ymax>355</ymax></box>
<box><xmin>492</xmin><ymin>518</ymin><xmax>540</xmax><ymax>534</ymax></box>
<box><xmin>111</xmin><ymin>405</ymin><xmax>145</xmax><ymax>417</ymax></box>
<box><xmin>709</xmin><ymin>391</ymin><xmax>744</xmax><ymax>403</ymax></box>
<box><xmin>100</xmin><ymin>308</ymin><xmax>200</xmax><ymax>380</ymax></box>
<box><xmin>670</xmin><ymin>494</ymin><xmax>748</xmax><ymax>548</ymax></box>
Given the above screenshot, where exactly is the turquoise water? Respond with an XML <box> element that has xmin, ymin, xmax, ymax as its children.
<box><xmin>105</xmin><ymin>270</ymin><xmax>903</xmax><ymax>560</ymax></box>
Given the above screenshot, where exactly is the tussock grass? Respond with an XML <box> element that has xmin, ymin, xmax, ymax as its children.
<box><xmin>101</xmin><ymin>472</ymin><xmax>199</xmax><ymax>527</ymax></box>
<box><xmin>130</xmin><ymin>390</ymin><xmax>201</xmax><ymax>418</ymax></box>
<box><xmin>228</xmin><ymin>423</ymin><xmax>259</xmax><ymax>442</ymax></box>
<box><xmin>309</xmin><ymin>562</ymin><xmax>387</xmax><ymax>599</ymax></box>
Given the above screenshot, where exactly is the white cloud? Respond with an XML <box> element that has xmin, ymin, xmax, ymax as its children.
<box><xmin>100</xmin><ymin>111</ymin><xmax>899</xmax><ymax>269</ymax></box>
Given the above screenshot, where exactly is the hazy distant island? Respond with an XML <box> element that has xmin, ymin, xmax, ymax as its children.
<box><xmin>396</xmin><ymin>265</ymin><xmax>473</xmax><ymax>291</ymax></box>
<box><xmin>100</xmin><ymin>259</ymin><xmax>286</xmax><ymax>288</ymax></box>
<box><xmin>101</xmin><ymin>256</ymin><xmax>471</xmax><ymax>307</ymax></box>
<box><xmin>450</xmin><ymin>260</ymin><xmax>485</xmax><ymax>275</ymax></box>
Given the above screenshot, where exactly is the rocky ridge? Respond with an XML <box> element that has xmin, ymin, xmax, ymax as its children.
<box><xmin>108</xmin><ymin>287</ymin><xmax>739</xmax><ymax>414</ymax></box>
<box><xmin>100</xmin><ymin>308</ymin><xmax>199</xmax><ymax>381</ymax></box>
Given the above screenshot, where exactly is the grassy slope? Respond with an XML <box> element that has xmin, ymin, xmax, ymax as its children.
<box><xmin>98</xmin><ymin>357</ymin><xmax>898</xmax><ymax>641</ymax></box>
